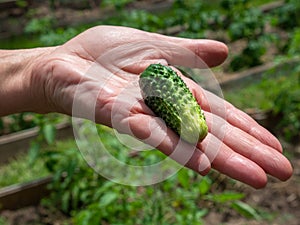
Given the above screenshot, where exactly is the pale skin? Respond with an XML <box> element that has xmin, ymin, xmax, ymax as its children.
<box><xmin>0</xmin><ymin>26</ymin><xmax>293</xmax><ymax>188</ymax></box>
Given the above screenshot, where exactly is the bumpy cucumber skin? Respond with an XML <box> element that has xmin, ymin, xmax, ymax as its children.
<box><xmin>139</xmin><ymin>64</ymin><xmax>208</xmax><ymax>144</ymax></box>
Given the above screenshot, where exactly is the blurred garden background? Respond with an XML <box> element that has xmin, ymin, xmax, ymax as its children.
<box><xmin>0</xmin><ymin>0</ymin><xmax>300</xmax><ymax>224</ymax></box>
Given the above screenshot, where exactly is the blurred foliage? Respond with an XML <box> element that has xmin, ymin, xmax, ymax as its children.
<box><xmin>104</xmin><ymin>9</ymin><xmax>166</xmax><ymax>32</ymax></box>
<box><xmin>0</xmin><ymin>217</ymin><xmax>7</xmax><ymax>225</ymax></box>
<box><xmin>48</xmin><ymin>0</ymin><xmax>101</xmax><ymax>9</ymax></box>
<box><xmin>101</xmin><ymin>0</ymin><xmax>135</xmax><ymax>10</ymax></box>
<box><xmin>17</xmin><ymin>0</ymin><xmax>298</xmax><ymax>71</ymax></box>
<box><xmin>26</xmin><ymin>113</ymin><xmax>70</xmax><ymax>165</ymax></box>
<box><xmin>288</xmin><ymin>28</ymin><xmax>300</xmax><ymax>56</ymax></box>
<box><xmin>0</xmin><ymin>153</ymin><xmax>49</xmax><ymax>188</ymax></box>
<box><xmin>0</xmin><ymin>0</ymin><xmax>292</xmax><ymax>71</ymax></box>
<box><xmin>0</xmin><ymin>113</ymin><xmax>36</xmax><ymax>135</ymax></box>
<box><xmin>40</xmin><ymin>125</ymin><xmax>263</xmax><ymax>225</ymax></box>
<box><xmin>218</xmin><ymin>0</ymin><xmax>274</xmax><ymax>70</ymax></box>
<box><xmin>24</xmin><ymin>16</ymin><xmax>83</xmax><ymax>46</ymax></box>
<box><xmin>224</xmin><ymin>61</ymin><xmax>300</xmax><ymax>142</ymax></box>
<box><xmin>15</xmin><ymin>0</ymin><xmax>29</xmax><ymax>8</ymax></box>
<box><xmin>270</xmin><ymin>0</ymin><xmax>300</xmax><ymax>30</ymax></box>
<box><xmin>24</xmin><ymin>17</ymin><xmax>55</xmax><ymax>34</ymax></box>
<box><xmin>272</xmin><ymin>67</ymin><xmax>300</xmax><ymax>141</ymax></box>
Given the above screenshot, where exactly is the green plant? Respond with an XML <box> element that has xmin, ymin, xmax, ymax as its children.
<box><xmin>40</xmin><ymin>123</ymin><xmax>263</xmax><ymax>224</ymax></box>
<box><xmin>231</xmin><ymin>201</ymin><xmax>261</xmax><ymax>219</ymax></box>
<box><xmin>28</xmin><ymin>113</ymin><xmax>69</xmax><ymax>164</ymax></box>
<box><xmin>172</xmin><ymin>0</ymin><xmax>285</xmax><ymax>71</ymax></box>
<box><xmin>0</xmin><ymin>113</ymin><xmax>37</xmax><ymax>135</ymax></box>
<box><xmin>0</xmin><ymin>153</ymin><xmax>49</xmax><ymax>188</ymax></box>
<box><xmin>25</xmin><ymin>15</ymin><xmax>82</xmax><ymax>46</ymax></box>
<box><xmin>103</xmin><ymin>9</ymin><xmax>165</xmax><ymax>32</ymax></box>
<box><xmin>272</xmin><ymin>75</ymin><xmax>300</xmax><ymax>141</ymax></box>
<box><xmin>25</xmin><ymin>17</ymin><xmax>55</xmax><ymax>35</ymax></box>
<box><xmin>271</xmin><ymin>0</ymin><xmax>300</xmax><ymax>30</ymax></box>
<box><xmin>101</xmin><ymin>0</ymin><xmax>135</xmax><ymax>11</ymax></box>
<box><xmin>228</xmin><ymin>9</ymin><xmax>263</xmax><ymax>38</ymax></box>
<box><xmin>220</xmin><ymin>0</ymin><xmax>272</xmax><ymax>71</ymax></box>
<box><xmin>171</xmin><ymin>0</ymin><xmax>225</xmax><ymax>38</ymax></box>
<box><xmin>44</xmin><ymin>146</ymin><xmax>104</xmax><ymax>213</ymax></box>
<box><xmin>16</xmin><ymin>0</ymin><xmax>28</xmax><ymax>8</ymax></box>
<box><xmin>224</xmin><ymin>61</ymin><xmax>300</xmax><ymax>141</ymax></box>
<box><xmin>0</xmin><ymin>217</ymin><xmax>7</xmax><ymax>225</ymax></box>
<box><xmin>18</xmin><ymin>0</ymin><xmax>298</xmax><ymax>73</ymax></box>
<box><xmin>288</xmin><ymin>28</ymin><xmax>300</xmax><ymax>56</ymax></box>
<box><xmin>9</xmin><ymin>113</ymin><xmax>36</xmax><ymax>133</ymax></box>
<box><xmin>139</xmin><ymin>64</ymin><xmax>208</xmax><ymax>143</ymax></box>
<box><xmin>40</xmin><ymin>27</ymin><xmax>81</xmax><ymax>46</ymax></box>
<box><xmin>255</xmin><ymin>63</ymin><xmax>300</xmax><ymax>142</ymax></box>
<box><xmin>230</xmin><ymin>38</ymin><xmax>267</xmax><ymax>71</ymax></box>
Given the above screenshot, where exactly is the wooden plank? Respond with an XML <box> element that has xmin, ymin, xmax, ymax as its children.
<box><xmin>220</xmin><ymin>58</ymin><xmax>300</xmax><ymax>91</ymax></box>
<box><xmin>0</xmin><ymin>176</ymin><xmax>52</xmax><ymax>210</ymax></box>
<box><xmin>0</xmin><ymin>122</ymin><xmax>73</xmax><ymax>164</ymax></box>
<box><xmin>0</xmin><ymin>0</ymin><xmax>17</xmax><ymax>10</ymax></box>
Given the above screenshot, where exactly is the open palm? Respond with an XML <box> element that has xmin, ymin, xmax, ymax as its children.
<box><xmin>32</xmin><ymin>26</ymin><xmax>293</xmax><ymax>188</ymax></box>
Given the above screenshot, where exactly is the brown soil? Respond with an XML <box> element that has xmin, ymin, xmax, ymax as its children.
<box><xmin>0</xmin><ymin>205</ymin><xmax>71</xmax><ymax>225</ymax></box>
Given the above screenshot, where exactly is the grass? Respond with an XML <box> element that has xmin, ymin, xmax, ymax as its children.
<box><xmin>0</xmin><ymin>153</ymin><xmax>49</xmax><ymax>188</ymax></box>
<box><xmin>223</xmin><ymin>80</ymin><xmax>274</xmax><ymax>110</ymax></box>
<box><xmin>223</xmin><ymin>60</ymin><xmax>300</xmax><ymax>142</ymax></box>
<box><xmin>223</xmin><ymin>64</ymin><xmax>300</xmax><ymax>111</ymax></box>
<box><xmin>0</xmin><ymin>217</ymin><xmax>7</xmax><ymax>225</ymax></box>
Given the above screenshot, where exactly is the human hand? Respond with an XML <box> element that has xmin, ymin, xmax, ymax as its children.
<box><xmin>29</xmin><ymin>25</ymin><xmax>292</xmax><ymax>188</ymax></box>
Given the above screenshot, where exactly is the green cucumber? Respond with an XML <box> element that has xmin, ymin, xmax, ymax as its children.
<box><xmin>139</xmin><ymin>64</ymin><xmax>208</xmax><ymax>144</ymax></box>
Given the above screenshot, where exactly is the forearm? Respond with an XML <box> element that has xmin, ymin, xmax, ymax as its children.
<box><xmin>0</xmin><ymin>48</ymin><xmax>52</xmax><ymax>116</ymax></box>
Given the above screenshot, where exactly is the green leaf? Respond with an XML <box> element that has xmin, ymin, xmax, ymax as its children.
<box><xmin>16</xmin><ymin>0</ymin><xmax>28</xmax><ymax>8</ymax></box>
<box><xmin>71</xmin><ymin>185</ymin><xmax>80</xmax><ymax>209</ymax></box>
<box><xmin>43</xmin><ymin>124</ymin><xmax>56</xmax><ymax>144</ymax></box>
<box><xmin>177</xmin><ymin>169</ymin><xmax>190</xmax><ymax>189</ymax></box>
<box><xmin>0</xmin><ymin>216</ymin><xmax>7</xmax><ymax>225</ymax></box>
<box><xmin>93</xmin><ymin>181</ymin><xmax>115</xmax><ymax>200</ymax></box>
<box><xmin>61</xmin><ymin>192</ymin><xmax>71</xmax><ymax>213</ymax></box>
<box><xmin>198</xmin><ymin>176</ymin><xmax>212</xmax><ymax>195</ymax></box>
<box><xmin>99</xmin><ymin>192</ymin><xmax>118</xmax><ymax>207</ymax></box>
<box><xmin>25</xmin><ymin>17</ymin><xmax>54</xmax><ymax>34</ymax></box>
<box><xmin>206</xmin><ymin>192</ymin><xmax>245</xmax><ymax>203</ymax></box>
<box><xmin>28</xmin><ymin>141</ymin><xmax>40</xmax><ymax>165</ymax></box>
<box><xmin>195</xmin><ymin>209</ymin><xmax>208</xmax><ymax>219</ymax></box>
<box><xmin>231</xmin><ymin>201</ymin><xmax>261</xmax><ymax>220</ymax></box>
<box><xmin>74</xmin><ymin>204</ymin><xmax>101</xmax><ymax>225</ymax></box>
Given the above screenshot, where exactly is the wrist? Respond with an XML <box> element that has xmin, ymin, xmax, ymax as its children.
<box><xmin>0</xmin><ymin>47</ymin><xmax>57</xmax><ymax>116</ymax></box>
